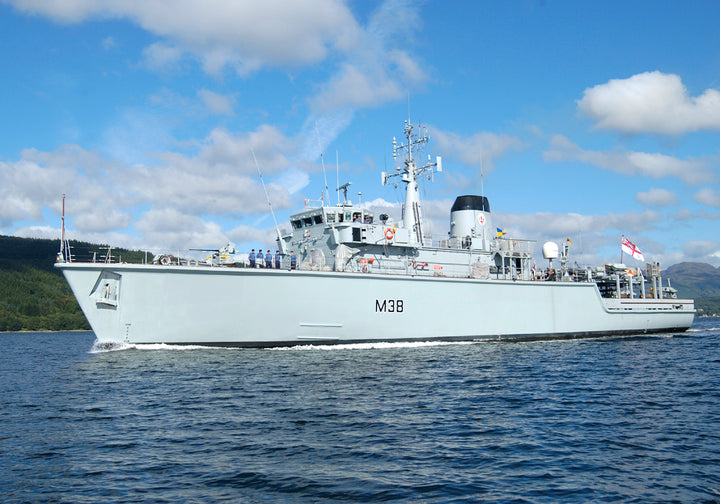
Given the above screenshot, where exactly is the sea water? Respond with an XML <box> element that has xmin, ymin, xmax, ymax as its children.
<box><xmin>1</xmin><ymin>320</ymin><xmax>719</xmax><ymax>503</ymax></box>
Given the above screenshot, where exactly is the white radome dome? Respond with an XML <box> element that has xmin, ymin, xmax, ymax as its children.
<box><xmin>542</xmin><ymin>241</ymin><xmax>559</xmax><ymax>259</ymax></box>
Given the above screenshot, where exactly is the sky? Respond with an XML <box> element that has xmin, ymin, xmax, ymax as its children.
<box><xmin>1</xmin><ymin>0</ymin><xmax>719</xmax><ymax>267</ymax></box>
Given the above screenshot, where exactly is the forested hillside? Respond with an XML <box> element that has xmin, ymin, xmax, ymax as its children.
<box><xmin>0</xmin><ymin>235</ymin><xmax>147</xmax><ymax>331</ymax></box>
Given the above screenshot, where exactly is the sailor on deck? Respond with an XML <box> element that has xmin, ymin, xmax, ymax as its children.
<box><xmin>290</xmin><ymin>250</ymin><xmax>297</xmax><ymax>270</ymax></box>
<box><xmin>274</xmin><ymin>250</ymin><xmax>281</xmax><ymax>269</ymax></box>
<box><xmin>249</xmin><ymin>249</ymin><xmax>256</xmax><ymax>268</ymax></box>
<box><xmin>265</xmin><ymin>251</ymin><xmax>272</xmax><ymax>268</ymax></box>
<box><xmin>257</xmin><ymin>249</ymin><xmax>263</xmax><ymax>268</ymax></box>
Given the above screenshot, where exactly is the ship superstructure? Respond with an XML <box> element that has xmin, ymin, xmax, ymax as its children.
<box><xmin>283</xmin><ymin>122</ymin><xmax>533</xmax><ymax>281</ymax></box>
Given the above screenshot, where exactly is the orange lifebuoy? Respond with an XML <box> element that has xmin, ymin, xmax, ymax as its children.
<box><xmin>385</xmin><ymin>228</ymin><xmax>394</xmax><ymax>240</ymax></box>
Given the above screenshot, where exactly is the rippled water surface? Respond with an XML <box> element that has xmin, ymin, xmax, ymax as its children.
<box><xmin>2</xmin><ymin>320</ymin><xmax>719</xmax><ymax>503</ymax></box>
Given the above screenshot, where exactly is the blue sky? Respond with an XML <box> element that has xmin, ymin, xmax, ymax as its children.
<box><xmin>1</xmin><ymin>0</ymin><xmax>719</xmax><ymax>267</ymax></box>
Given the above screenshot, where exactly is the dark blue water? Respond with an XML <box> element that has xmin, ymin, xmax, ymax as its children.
<box><xmin>2</xmin><ymin>320</ymin><xmax>719</xmax><ymax>503</ymax></box>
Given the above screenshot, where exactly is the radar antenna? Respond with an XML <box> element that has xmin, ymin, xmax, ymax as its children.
<box><xmin>337</xmin><ymin>182</ymin><xmax>351</xmax><ymax>206</ymax></box>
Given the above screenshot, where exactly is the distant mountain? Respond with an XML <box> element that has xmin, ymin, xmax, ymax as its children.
<box><xmin>664</xmin><ymin>262</ymin><xmax>720</xmax><ymax>299</ymax></box>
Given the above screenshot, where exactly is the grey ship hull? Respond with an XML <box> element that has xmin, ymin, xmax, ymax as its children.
<box><xmin>58</xmin><ymin>262</ymin><xmax>695</xmax><ymax>347</ymax></box>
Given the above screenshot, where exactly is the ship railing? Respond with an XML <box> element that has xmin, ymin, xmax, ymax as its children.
<box><xmin>491</xmin><ymin>238</ymin><xmax>535</xmax><ymax>256</ymax></box>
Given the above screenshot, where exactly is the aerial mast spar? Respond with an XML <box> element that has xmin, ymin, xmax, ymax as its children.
<box><xmin>57</xmin><ymin>193</ymin><xmax>67</xmax><ymax>263</ymax></box>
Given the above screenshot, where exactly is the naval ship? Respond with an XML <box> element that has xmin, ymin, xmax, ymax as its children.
<box><xmin>56</xmin><ymin>121</ymin><xmax>695</xmax><ymax>347</ymax></box>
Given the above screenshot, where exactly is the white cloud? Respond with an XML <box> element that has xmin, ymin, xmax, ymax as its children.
<box><xmin>635</xmin><ymin>188</ymin><xmax>679</xmax><ymax>207</ymax></box>
<box><xmin>0</xmin><ymin>155</ymin><xmax>98</xmax><ymax>227</ymax></box>
<box><xmin>12</xmin><ymin>225</ymin><xmax>60</xmax><ymax>240</ymax></box>
<box><xmin>226</xmin><ymin>223</ymin><xmax>280</xmax><ymax>250</ymax></box>
<box><xmin>73</xmin><ymin>208</ymin><xmax>132</xmax><ymax>232</ymax></box>
<box><xmin>117</xmin><ymin>125</ymin><xmax>300</xmax><ymax>217</ymax></box>
<box><xmin>693</xmin><ymin>187</ymin><xmax>720</xmax><ymax>208</ymax></box>
<box><xmin>152</xmin><ymin>125</ymin><xmax>294</xmax><ymax>176</ymax></box>
<box><xmin>0</xmin><ymin>122</ymin><xmax>305</xmax><ymax>246</ymax></box>
<box><xmin>8</xmin><ymin>0</ymin><xmax>360</xmax><ymax>75</ymax></box>
<box><xmin>101</xmin><ymin>36</ymin><xmax>116</xmax><ymax>50</ymax></box>
<box><xmin>273</xmin><ymin>168</ymin><xmax>310</xmax><ymax>195</ymax></box>
<box><xmin>544</xmin><ymin>135</ymin><xmax>714</xmax><ymax>185</ymax></box>
<box><xmin>671</xmin><ymin>208</ymin><xmax>695</xmax><ymax>221</ymax></box>
<box><xmin>128</xmin><ymin>168</ymin><xmax>291</xmax><ymax>216</ymax></box>
<box><xmin>133</xmin><ymin>207</ymin><xmax>228</xmax><ymax>251</ymax></box>
<box><xmin>682</xmin><ymin>240</ymin><xmax>720</xmax><ymax>261</ymax></box>
<box><xmin>20</xmin><ymin>144</ymin><xmax>108</xmax><ymax>174</ymax></box>
<box><xmin>578</xmin><ymin>71</ymin><xmax>720</xmax><ymax>134</ymax></box>
<box><xmin>500</xmin><ymin>210</ymin><xmax>663</xmax><ymax>238</ymax></box>
<box><xmin>199</xmin><ymin>126</ymin><xmax>293</xmax><ymax>176</ymax></box>
<box><xmin>198</xmin><ymin>89</ymin><xmax>235</xmax><ymax>116</ymax></box>
<box><xmin>309</xmin><ymin>2</ymin><xmax>428</xmax><ymax>112</ymax></box>
<box><xmin>297</xmin><ymin>111</ymin><xmax>355</xmax><ymax>163</ymax></box>
<box><xmin>12</xmin><ymin>225</ymin><xmax>143</xmax><ymax>254</ymax></box>
<box><xmin>142</xmin><ymin>42</ymin><xmax>184</xmax><ymax>72</ymax></box>
<box><xmin>491</xmin><ymin>209</ymin><xmax>683</xmax><ymax>266</ymax></box>
<box><xmin>429</xmin><ymin>127</ymin><xmax>523</xmax><ymax>171</ymax></box>
<box><xmin>0</xmin><ymin>149</ymin><xmax>138</xmax><ymax>238</ymax></box>
<box><xmin>311</xmin><ymin>63</ymin><xmax>404</xmax><ymax>112</ymax></box>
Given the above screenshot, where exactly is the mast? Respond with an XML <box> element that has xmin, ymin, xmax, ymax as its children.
<box><xmin>382</xmin><ymin>120</ymin><xmax>442</xmax><ymax>246</ymax></box>
<box><xmin>58</xmin><ymin>193</ymin><xmax>66</xmax><ymax>262</ymax></box>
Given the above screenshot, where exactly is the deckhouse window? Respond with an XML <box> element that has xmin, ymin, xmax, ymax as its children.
<box><xmin>292</xmin><ymin>220</ymin><xmax>302</xmax><ymax>230</ymax></box>
<box><xmin>303</xmin><ymin>217</ymin><xmax>313</xmax><ymax>227</ymax></box>
<box><xmin>314</xmin><ymin>215</ymin><xmax>323</xmax><ymax>225</ymax></box>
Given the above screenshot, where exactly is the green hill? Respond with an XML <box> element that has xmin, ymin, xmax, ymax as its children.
<box><xmin>664</xmin><ymin>262</ymin><xmax>720</xmax><ymax>298</ymax></box>
<box><xmin>0</xmin><ymin>235</ymin><xmax>148</xmax><ymax>331</ymax></box>
<box><xmin>664</xmin><ymin>262</ymin><xmax>720</xmax><ymax>316</ymax></box>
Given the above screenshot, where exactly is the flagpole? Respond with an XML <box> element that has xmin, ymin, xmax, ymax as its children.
<box><xmin>620</xmin><ymin>235</ymin><xmax>624</xmax><ymax>264</ymax></box>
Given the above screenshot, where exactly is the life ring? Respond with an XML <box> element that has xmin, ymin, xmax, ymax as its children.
<box><xmin>385</xmin><ymin>228</ymin><xmax>394</xmax><ymax>240</ymax></box>
<box><xmin>159</xmin><ymin>255</ymin><xmax>171</xmax><ymax>265</ymax></box>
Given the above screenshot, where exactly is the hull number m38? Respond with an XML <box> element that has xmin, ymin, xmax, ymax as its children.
<box><xmin>375</xmin><ymin>299</ymin><xmax>404</xmax><ymax>312</ymax></box>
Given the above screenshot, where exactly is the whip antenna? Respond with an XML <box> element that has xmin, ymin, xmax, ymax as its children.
<box><xmin>252</xmin><ymin>147</ymin><xmax>282</xmax><ymax>242</ymax></box>
<box><xmin>315</xmin><ymin>121</ymin><xmax>329</xmax><ymax>207</ymax></box>
<box><xmin>480</xmin><ymin>154</ymin><xmax>485</xmax><ymax>199</ymax></box>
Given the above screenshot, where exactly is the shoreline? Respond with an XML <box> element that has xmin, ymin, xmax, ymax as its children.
<box><xmin>0</xmin><ymin>329</ymin><xmax>94</xmax><ymax>334</ymax></box>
